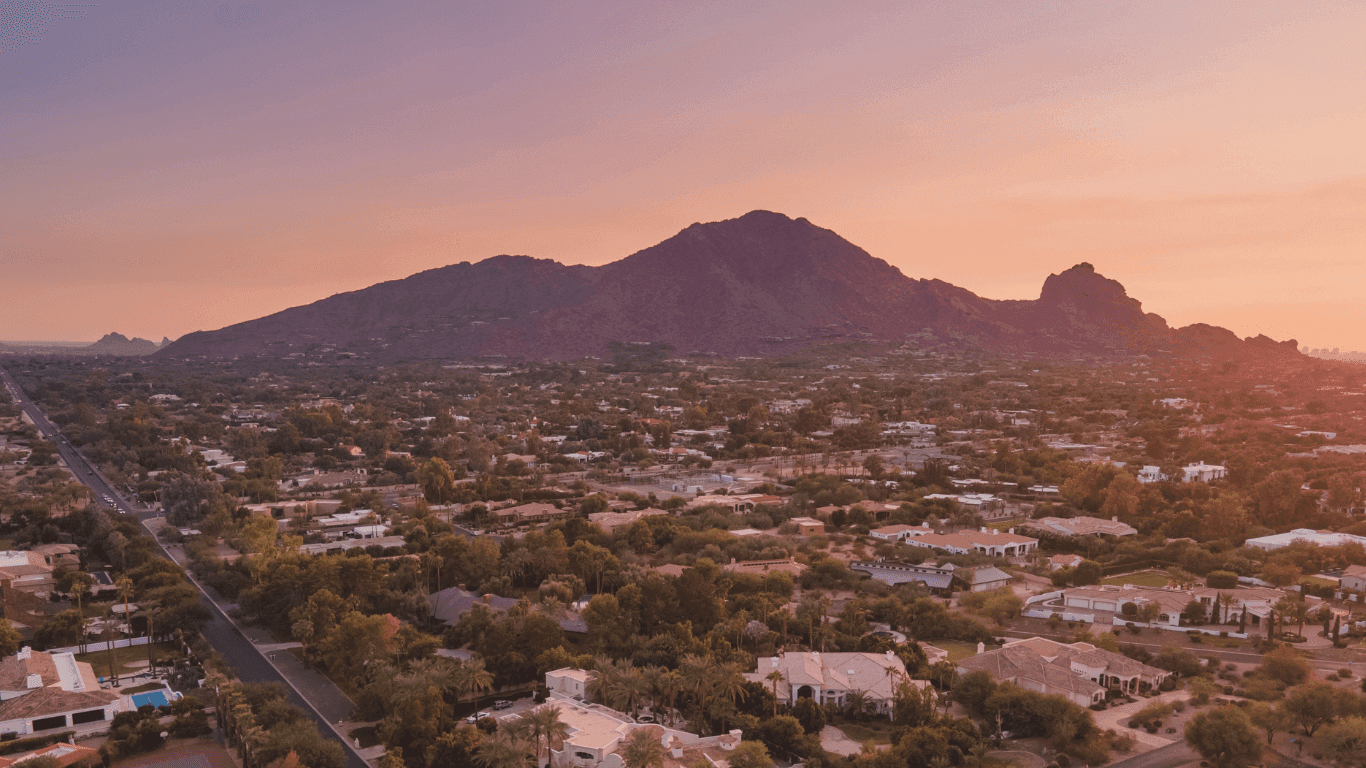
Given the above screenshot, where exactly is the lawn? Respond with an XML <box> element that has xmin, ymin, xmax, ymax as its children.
<box><xmin>76</xmin><ymin>641</ymin><xmax>178</xmax><ymax>679</ymax></box>
<box><xmin>1102</xmin><ymin>569</ymin><xmax>1172</xmax><ymax>588</ymax></box>
<box><xmin>930</xmin><ymin>640</ymin><xmax>983</xmax><ymax>661</ymax></box>
<box><xmin>835</xmin><ymin>720</ymin><xmax>894</xmax><ymax>745</ymax></box>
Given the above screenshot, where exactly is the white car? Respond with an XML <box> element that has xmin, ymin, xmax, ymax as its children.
<box><xmin>465</xmin><ymin>711</ymin><xmax>492</xmax><ymax>724</ymax></box>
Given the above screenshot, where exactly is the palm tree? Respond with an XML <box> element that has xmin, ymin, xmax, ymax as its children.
<box><xmin>764</xmin><ymin>669</ymin><xmax>786</xmax><ymax>717</ymax></box>
<box><xmin>968</xmin><ymin>743</ymin><xmax>991</xmax><ymax>768</ymax></box>
<box><xmin>621</xmin><ymin>729</ymin><xmax>666</xmax><ymax>768</ymax></box>
<box><xmin>477</xmin><ymin>730</ymin><xmax>534</xmax><ymax>768</ymax></box>
<box><xmin>521</xmin><ymin>705</ymin><xmax>570</xmax><ymax>767</ymax></box>
<box><xmin>453</xmin><ymin>657</ymin><xmax>495</xmax><ymax>700</ymax></box>
<box><xmin>844</xmin><ymin>689</ymin><xmax>871</xmax><ymax>720</ymax></box>
<box><xmin>658</xmin><ymin>669</ymin><xmax>683</xmax><ymax>726</ymax></box>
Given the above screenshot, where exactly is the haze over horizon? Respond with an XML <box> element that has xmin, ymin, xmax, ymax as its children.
<box><xmin>4</xmin><ymin>1</ymin><xmax>1365</xmax><ymax>348</ymax></box>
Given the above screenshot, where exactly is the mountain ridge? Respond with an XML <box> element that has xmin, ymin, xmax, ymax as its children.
<box><xmin>160</xmin><ymin>211</ymin><xmax>1299</xmax><ymax>362</ymax></box>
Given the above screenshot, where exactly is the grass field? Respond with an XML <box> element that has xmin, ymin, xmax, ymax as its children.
<box><xmin>931</xmin><ymin>639</ymin><xmax>984</xmax><ymax>661</ymax></box>
<box><xmin>836</xmin><ymin>720</ymin><xmax>894</xmax><ymax>745</ymax></box>
<box><xmin>1102</xmin><ymin>569</ymin><xmax>1172</xmax><ymax>588</ymax></box>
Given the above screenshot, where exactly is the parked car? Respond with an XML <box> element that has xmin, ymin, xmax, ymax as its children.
<box><xmin>493</xmin><ymin>700</ymin><xmax>513</xmax><ymax>710</ymax></box>
<box><xmin>465</xmin><ymin>711</ymin><xmax>492</xmax><ymax>724</ymax></box>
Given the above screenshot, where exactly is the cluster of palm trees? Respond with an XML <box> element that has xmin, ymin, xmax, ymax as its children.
<box><xmin>586</xmin><ymin>655</ymin><xmax>749</xmax><ymax>734</ymax></box>
<box><xmin>476</xmin><ymin>705</ymin><xmax>572</xmax><ymax>768</ymax></box>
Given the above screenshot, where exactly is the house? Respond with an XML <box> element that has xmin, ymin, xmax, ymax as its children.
<box><xmin>0</xmin><ymin>553</ymin><xmax>54</xmax><ymax>595</ymax></box>
<box><xmin>1245</xmin><ymin>528</ymin><xmax>1366</xmax><ymax>552</ymax></box>
<box><xmin>686</xmin><ymin>496</ymin><xmax>755</xmax><ymax>514</ymax></box>
<box><xmin>429</xmin><ymin>587</ymin><xmax>586</xmax><ymax>635</ymax></box>
<box><xmin>850</xmin><ymin>561</ymin><xmax>955</xmax><ymax>593</ymax></box>
<box><xmin>1341</xmin><ymin>565</ymin><xmax>1366</xmax><ymax>593</ymax></box>
<box><xmin>546</xmin><ymin>668</ymin><xmax>593</xmax><ymax>700</ymax></box>
<box><xmin>1182</xmin><ymin>463</ymin><xmax>1227</xmax><ymax>483</ymax></box>
<box><xmin>788</xmin><ymin>517</ymin><xmax>825</xmax><ymax>536</ymax></box>
<box><xmin>491</xmin><ymin>502</ymin><xmax>571</xmax><ymax>527</ymax></box>
<box><xmin>538</xmin><ymin>695</ymin><xmax>742</xmax><ymax>768</ymax></box>
<box><xmin>1022</xmin><ymin>516</ymin><xmax>1137</xmax><ymax>538</ymax></box>
<box><xmin>588</xmin><ymin>508</ymin><xmax>668</xmax><ymax>534</ymax></box>
<box><xmin>956</xmin><ymin>566</ymin><xmax>1013</xmax><ymax>593</ymax></box>
<box><xmin>745</xmin><ymin>651</ymin><xmax>917</xmax><ymax>718</ymax></box>
<box><xmin>897</xmin><ymin>527</ymin><xmax>1038</xmax><ymax>558</ymax></box>
<box><xmin>502</xmin><ymin>453</ymin><xmax>538</xmax><ymax>469</ymax></box>
<box><xmin>869</xmin><ymin>524</ymin><xmax>921</xmax><ymax>542</ymax></box>
<box><xmin>0</xmin><ymin>741</ymin><xmax>100</xmax><ymax>767</ymax></box>
<box><xmin>958</xmin><ymin>637</ymin><xmax>1170</xmax><ymax>706</ymax></box>
<box><xmin>340</xmin><ymin>445</ymin><xmax>364</xmax><ymax>457</ymax></box>
<box><xmin>1060</xmin><ymin>584</ymin><xmax>1285</xmax><ymax>628</ymax></box>
<box><xmin>28</xmin><ymin>544</ymin><xmax>81</xmax><ymax>570</ymax></box>
<box><xmin>0</xmin><ymin>648</ymin><xmax>121</xmax><ymax>735</ymax></box>
<box><xmin>720</xmin><ymin>558</ymin><xmax>806</xmax><ymax>577</ymax></box>
<box><xmin>1049</xmin><ymin>554</ymin><xmax>1084</xmax><ymax>571</ymax></box>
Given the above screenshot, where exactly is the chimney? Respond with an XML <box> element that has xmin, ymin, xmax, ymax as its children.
<box><xmin>724</xmin><ymin>730</ymin><xmax>743</xmax><ymax>750</ymax></box>
<box><xmin>1008</xmin><ymin>527</ymin><xmax>1015</xmax><ymax>534</ymax></box>
<box><xmin>887</xmin><ymin>650</ymin><xmax>896</xmax><ymax>660</ymax></box>
<box><xmin>992</xmin><ymin>529</ymin><xmax>999</xmax><ymax>536</ymax></box>
<box><xmin>730</xmin><ymin>557</ymin><xmax>737</xmax><ymax>565</ymax></box>
<box><xmin>16</xmin><ymin>647</ymin><xmax>30</xmax><ymax>661</ymax></box>
<box><xmin>26</xmin><ymin>674</ymin><xmax>41</xmax><ymax>689</ymax></box>
<box><xmin>1112</xmin><ymin>516</ymin><xmax>1118</xmax><ymax>522</ymax></box>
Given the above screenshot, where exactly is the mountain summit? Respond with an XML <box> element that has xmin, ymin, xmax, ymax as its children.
<box><xmin>162</xmin><ymin>211</ymin><xmax>1297</xmax><ymax>361</ymax></box>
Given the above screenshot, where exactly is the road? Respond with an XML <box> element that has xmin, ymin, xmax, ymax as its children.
<box><xmin>1</xmin><ymin>366</ymin><xmax>369</xmax><ymax>768</ymax></box>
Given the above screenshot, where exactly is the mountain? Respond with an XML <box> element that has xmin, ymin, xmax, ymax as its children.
<box><xmin>161</xmin><ymin>211</ymin><xmax>1299</xmax><ymax>362</ymax></box>
<box><xmin>88</xmin><ymin>333</ymin><xmax>163</xmax><ymax>355</ymax></box>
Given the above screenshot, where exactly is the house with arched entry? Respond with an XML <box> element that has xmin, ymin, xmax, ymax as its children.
<box><xmin>957</xmin><ymin>637</ymin><xmax>1170</xmax><ymax>706</ymax></box>
<box><xmin>744</xmin><ymin>651</ymin><xmax>923</xmax><ymax>718</ymax></box>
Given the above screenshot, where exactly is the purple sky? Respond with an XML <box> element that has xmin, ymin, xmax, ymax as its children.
<box><xmin>3</xmin><ymin>1</ymin><xmax>1365</xmax><ymax>348</ymax></box>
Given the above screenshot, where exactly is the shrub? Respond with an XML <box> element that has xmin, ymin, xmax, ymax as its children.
<box><xmin>1340</xmin><ymin>668</ymin><xmax>1353</xmax><ymax>678</ymax></box>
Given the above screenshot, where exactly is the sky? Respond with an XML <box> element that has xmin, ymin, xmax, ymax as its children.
<box><xmin>2</xmin><ymin>1</ymin><xmax>1365</xmax><ymax>349</ymax></box>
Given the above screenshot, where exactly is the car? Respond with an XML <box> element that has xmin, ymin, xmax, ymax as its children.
<box><xmin>465</xmin><ymin>711</ymin><xmax>492</xmax><ymax>724</ymax></box>
<box><xmin>493</xmin><ymin>700</ymin><xmax>513</xmax><ymax>710</ymax></box>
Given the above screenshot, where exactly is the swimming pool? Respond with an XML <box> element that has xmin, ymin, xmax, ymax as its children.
<box><xmin>130</xmin><ymin>690</ymin><xmax>171</xmax><ymax>708</ymax></box>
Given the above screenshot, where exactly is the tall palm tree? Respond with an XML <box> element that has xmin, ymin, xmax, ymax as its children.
<box><xmin>764</xmin><ymin>669</ymin><xmax>786</xmax><ymax>717</ymax></box>
<box><xmin>521</xmin><ymin>705</ymin><xmax>570</xmax><ymax>767</ymax></box>
<box><xmin>621</xmin><ymin>729</ymin><xmax>666</xmax><ymax>768</ymax></box>
<box><xmin>477</xmin><ymin>730</ymin><xmax>534</xmax><ymax>768</ymax></box>
<box><xmin>658</xmin><ymin>669</ymin><xmax>683</xmax><ymax>726</ymax></box>
<box><xmin>453</xmin><ymin>657</ymin><xmax>495</xmax><ymax>700</ymax></box>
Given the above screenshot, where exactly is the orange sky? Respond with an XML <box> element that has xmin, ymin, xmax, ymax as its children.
<box><xmin>3</xmin><ymin>2</ymin><xmax>1364</xmax><ymax>349</ymax></box>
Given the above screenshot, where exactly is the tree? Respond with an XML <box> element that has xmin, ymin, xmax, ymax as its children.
<box><xmin>726</xmin><ymin>742</ymin><xmax>773</xmax><ymax>768</ymax></box>
<box><xmin>620</xmin><ymin>728</ymin><xmax>666</xmax><ymax>768</ymax></box>
<box><xmin>1257</xmin><ymin>646</ymin><xmax>1309</xmax><ymax>686</ymax></box>
<box><xmin>1247</xmin><ymin>702</ymin><xmax>1294</xmax><ymax>745</ymax></box>
<box><xmin>425</xmin><ymin>727</ymin><xmax>482</xmax><ymax>768</ymax></box>
<box><xmin>1319</xmin><ymin>716</ymin><xmax>1366</xmax><ymax>763</ymax></box>
<box><xmin>1205</xmin><ymin>571</ymin><xmax>1238</xmax><ymax>589</ymax></box>
<box><xmin>764</xmin><ymin>670</ymin><xmax>786</xmax><ymax>717</ymax></box>
<box><xmin>1261</xmin><ymin>562</ymin><xmax>1302</xmax><ymax>589</ymax></box>
<box><xmin>476</xmin><ymin>730</ymin><xmax>532</xmax><ymax>768</ymax></box>
<box><xmin>791</xmin><ymin>697</ymin><xmax>825</xmax><ymax>734</ymax></box>
<box><xmin>0</xmin><ymin>619</ymin><xmax>21</xmax><ymax>657</ymax></box>
<box><xmin>1282</xmin><ymin>682</ymin><xmax>1351</xmax><ymax>736</ymax></box>
<box><xmin>520</xmin><ymin>705</ymin><xmax>570</xmax><ymax>767</ymax></box>
<box><xmin>1184</xmin><ymin>706</ymin><xmax>1261</xmax><ymax>768</ymax></box>
<box><xmin>419</xmin><ymin>458</ymin><xmax>457</xmax><ymax>506</ymax></box>
<box><xmin>1072</xmin><ymin>560</ymin><xmax>1102</xmax><ymax>586</ymax></box>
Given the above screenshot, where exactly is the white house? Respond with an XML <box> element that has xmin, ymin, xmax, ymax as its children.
<box><xmin>1341</xmin><ymin>565</ymin><xmax>1366</xmax><ymax>593</ymax></box>
<box><xmin>0</xmin><ymin>648</ymin><xmax>121</xmax><ymax>735</ymax></box>
<box><xmin>745</xmin><ymin>651</ymin><xmax>915</xmax><ymax>718</ymax></box>
<box><xmin>546</xmin><ymin>668</ymin><xmax>593</xmax><ymax>700</ymax></box>
<box><xmin>1181</xmin><ymin>463</ymin><xmax>1227</xmax><ymax>483</ymax></box>
<box><xmin>897</xmin><ymin>526</ymin><xmax>1037</xmax><ymax>558</ymax></box>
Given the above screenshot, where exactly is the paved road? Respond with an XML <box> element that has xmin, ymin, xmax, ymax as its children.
<box><xmin>1</xmin><ymin>366</ymin><xmax>369</xmax><ymax>768</ymax></box>
<box><xmin>1106</xmin><ymin>740</ymin><xmax>1194</xmax><ymax>768</ymax></box>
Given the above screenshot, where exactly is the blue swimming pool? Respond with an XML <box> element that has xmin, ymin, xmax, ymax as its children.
<box><xmin>131</xmin><ymin>690</ymin><xmax>171</xmax><ymax>708</ymax></box>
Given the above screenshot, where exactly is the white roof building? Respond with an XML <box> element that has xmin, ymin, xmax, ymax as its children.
<box><xmin>1245</xmin><ymin>528</ymin><xmax>1366</xmax><ymax>551</ymax></box>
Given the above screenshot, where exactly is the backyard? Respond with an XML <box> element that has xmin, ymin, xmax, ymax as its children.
<box><xmin>76</xmin><ymin>641</ymin><xmax>179</xmax><ymax>680</ymax></box>
<box><xmin>1101</xmin><ymin>569</ymin><xmax>1173</xmax><ymax>588</ymax></box>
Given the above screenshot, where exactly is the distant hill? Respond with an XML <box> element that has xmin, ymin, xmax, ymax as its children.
<box><xmin>88</xmin><ymin>333</ymin><xmax>162</xmax><ymax>355</ymax></box>
<box><xmin>161</xmin><ymin>211</ymin><xmax>1300</xmax><ymax>362</ymax></box>
<box><xmin>0</xmin><ymin>333</ymin><xmax>171</xmax><ymax>357</ymax></box>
